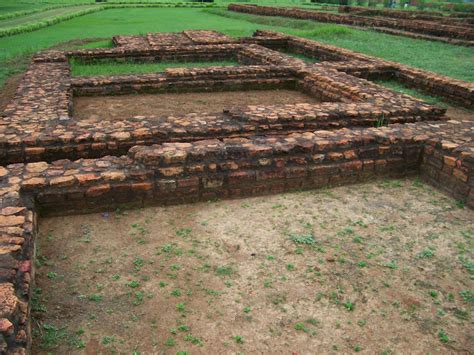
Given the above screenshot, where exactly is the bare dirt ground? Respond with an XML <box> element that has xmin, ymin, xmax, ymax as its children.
<box><xmin>73</xmin><ymin>89</ymin><xmax>320</xmax><ymax>121</ymax></box>
<box><xmin>446</xmin><ymin>106</ymin><xmax>474</xmax><ymax>121</ymax></box>
<box><xmin>33</xmin><ymin>178</ymin><xmax>473</xmax><ymax>354</ymax></box>
<box><xmin>0</xmin><ymin>73</ymin><xmax>22</xmax><ymax>112</ymax></box>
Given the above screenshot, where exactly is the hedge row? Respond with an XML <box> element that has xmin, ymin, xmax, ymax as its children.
<box><xmin>0</xmin><ymin>3</ymin><xmax>96</xmax><ymax>21</ymax></box>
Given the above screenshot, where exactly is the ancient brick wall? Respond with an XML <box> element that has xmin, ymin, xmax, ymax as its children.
<box><xmin>255</xmin><ymin>30</ymin><xmax>474</xmax><ymax>108</ymax></box>
<box><xmin>338</xmin><ymin>5</ymin><xmax>473</xmax><ymax>26</ymax></box>
<box><xmin>0</xmin><ymin>30</ymin><xmax>472</xmax><ymax>353</ymax></box>
<box><xmin>229</xmin><ymin>4</ymin><xmax>474</xmax><ymax>44</ymax></box>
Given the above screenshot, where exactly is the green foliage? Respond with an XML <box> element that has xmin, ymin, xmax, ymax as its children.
<box><xmin>343</xmin><ymin>300</ymin><xmax>355</xmax><ymax>311</ymax></box>
<box><xmin>39</xmin><ymin>324</ymin><xmax>67</xmax><ymax>349</ymax></box>
<box><xmin>459</xmin><ymin>290</ymin><xmax>474</xmax><ymax>303</ymax></box>
<box><xmin>290</xmin><ymin>233</ymin><xmax>316</xmax><ymax>245</ymax></box>
<box><xmin>375</xmin><ymin>79</ymin><xmax>448</xmax><ymax>107</ymax></box>
<box><xmin>215</xmin><ymin>265</ymin><xmax>233</xmax><ymax>276</ymax></box>
<box><xmin>88</xmin><ymin>294</ymin><xmax>103</xmax><ymax>302</ymax></box>
<box><xmin>438</xmin><ymin>329</ymin><xmax>451</xmax><ymax>343</ymax></box>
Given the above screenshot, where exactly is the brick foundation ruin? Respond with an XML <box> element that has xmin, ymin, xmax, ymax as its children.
<box><xmin>229</xmin><ymin>4</ymin><xmax>474</xmax><ymax>46</ymax></box>
<box><xmin>0</xmin><ymin>29</ymin><xmax>473</xmax><ymax>353</ymax></box>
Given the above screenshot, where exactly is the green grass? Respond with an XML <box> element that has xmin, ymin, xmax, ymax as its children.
<box><xmin>0</xmin><ymin>7</ymin><xmax>473</xmax><ymax>89</ymax></box>
<box><xmin>375</xmin><ymin>79</ymin><xmax>448</xmax><ymax>107</ymax></box>
<box><xmin>206</xmin><ymin>9</ymin><xmax>474</xmax><ymax>82</ymax></box>
<box><xmin>74</xmin><ymin>39</ymin><xmax>114</xmax><ymax>49</ymax></box>
<box><xmin>70</xmin><ymin>58</ymin><xmax>239</xmax><ymax>76</ymax></box>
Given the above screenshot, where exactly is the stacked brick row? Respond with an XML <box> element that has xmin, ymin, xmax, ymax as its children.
<box><xmin>254</xmin><ymin>30</ymin><xmax>474</xmax><ymax>108</ymax></box>
<box><xmin>338</xmin><ymin>5</ymin><xmax>473</xmax><ymax>25</ymax></box>
<box><xmin>68</xmin><ymin>44</ymin><xmax>239</xmax><ymax>64</ymax></box>
<box><xmin>228</xmin><ymin>4</ymin><xmax>474</xmax><ymax>42</ymax></box>
<box><xmin>0</xmin><ymin>59</ymin><xmax>446</xmax><ymax>164</ymax></box>
<box><xmin>0</xmin><ymin>30</ymin><xmax>473</xmax><ymax>354</ymax></box>
<box><xmin>0</xmin><ymin>61</ymin><xmax>72</xmax><ymax>124</ymax></box>
<box><xmin>367</xmin><ymin>27</ymin><xmax>474</xmax><ymax>46</ymax></box>
<box><xmin>72</xmin><ymin>65</ymin><xmax>296</xmax><ymax>96</ymax></box>
<box><xmin>112</xmin><ymin>35</ymin><xmax>151</xmax><ymax>49</ymax></box>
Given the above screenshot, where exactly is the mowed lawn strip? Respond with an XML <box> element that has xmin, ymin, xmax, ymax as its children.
<box><xmin>70</xmin><ymin>59</ymin><xmax>239</xmax><ymax>76</ymax></box>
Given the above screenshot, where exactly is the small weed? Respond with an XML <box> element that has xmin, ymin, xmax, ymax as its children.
<box><xmin>216</xmin><ymin>265</ymin><xmax>233</xmax><ymax>276</ymax></box>
<box><xmin>170</xmin><ymin>264</ymin><xmax>182</xmax><ymax>271</ymax></box>
<box><xmin>343</xmin><ymin>301</ymin><xmax>355</xmax><ymax>311</ymax></box>
<box><xmin>127</xmin><ymin>280</ymin><xmax>140</xmax><ymax>289</ymax></box>
<box><xmin>161</xmin><ymin>244</ymin><xmax>173</xmax><ymax>253</ymax></box>
<box><xmin>176</xmin><ymin>228</ymin><xmax>192</xmax><ymax>238</ymax></box>
<box><xmin>453</xmin><ymin>308</ymin><xmax>469</xmax><ymax>320</ymax></box>
<box><xmin>177</xmin><ymin>325</ymin><xmax>190</xmax><ymax>332</ymax></box>
<box><xmin>380</xmin><ymin>225</ymin><xmax>396</xmax><ymax>232</ymax></box>
<box><xmin>164</xmin><ymin>337</ymin><xmax>175</xmax><ymax>347</ymax></box>
<box><xmin>294</xmin><ymin>322</ymin><xmax>309</xmax><ymax>333</ymax></box>
<box><xmin>459</xmin><ymin>256</ymin><xmax>474</xmax><ymax>275</ymax></box>
<box><xmin>171</xmin><ymin>289</ymin><xmax>182</xmax><ymax>297</ymax></box>
<box><xmin>39</xmin><ymin>324</ymin><xmax>67</xmax><ymax>349</ymax></box>
<box><xmin>102</xmin><ymin>336</ymin><xmax>115</xmax><ymax>345</ymax></box>
<box><xmin>459</xmin><ymin>290</ymin><xmax>474</xmax><ymax>303</ymax></box>
<box><xmin>224</xmin><ymin>280</ymin><xmax>233</xmax><ymax>287</ymax></box>
<box><xmin>290</xmin><ymin>233</ymin><xmax>316</xmax><ymax>245</ymax></box>
<box><xmin>382</xmin><ymin>261</ymin><xmax>398</xmax><ymax>270</ymax></box>
<box><xmin>47</xmin><ymin>272</ymin><xmax>57</xmax><ymax>280</ymax></box>
<box><xmin>286</xmin><ymin>263</ymin><xmax>295</xmax><ymax>271</ymax></box>
<box><xmin>133</xmin><ymin>257</ymin><xmax>145</xmax><ymax>271</ymax></box>
<box><xmin>418</xmin><ymin>248</ymin><xmax>435</xmax><ymax>258</ymax></box>
<box><xmin>176</xmin><ymin>303</ymin><xmax>186</xmax><ymax>312</ymax></box>
<box><xmin>337</xmin><ymin>227</ymin><xmax>354</xmax><ymax>237</ymax></box>
<box><xmin>133</xmin><ymin>291</ymin><xmax>144</xmax><ymax>306</ymax></box>
<box><xmin>184</xmin><ymin>334</ymin><xmax>203</xmax><ymax>346</ymax></box>
<box><xmin>438</xmin><ymin>329</ymin><xmax>451</xmax><ymax>343</ymax></box>
<box><xmin>352</xmin><ymin>236</ymin><xmax>363</xmax><ymax>244</ymax></box>
<box><xmin>233</xmin><ymin>335</ymin><xmax>244</xmax><ymax>344</ymax></box>
<box><xmin>88</xmin><ymin>294</ymin><xmax>103</xmax><ymax>302</ymax></box>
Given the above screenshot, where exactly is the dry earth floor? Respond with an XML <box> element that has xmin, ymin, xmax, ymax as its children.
<box><xmin>33</xmin><ymin>178</ymin><xmax>474</xmax><ymax>354</ymax></box>
<box><xmin>72</xmin><ymin>89</ymin><xmax>320</xmax><ymax>121</ymax></box>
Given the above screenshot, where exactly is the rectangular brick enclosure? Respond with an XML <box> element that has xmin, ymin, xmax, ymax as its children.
<box><xmin>0</xmin><ymin>29</ymin><xmax>473</xmax><ymax>353</ymax></box>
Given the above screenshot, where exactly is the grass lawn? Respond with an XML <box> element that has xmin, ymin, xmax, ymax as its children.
<box><xmin>71</xmin><ymin>59</ymin><xmax>239</xmax><ymax>76</ymax></box>
<box><xmin>0</xmin><ymin>7</ymin><xmax>473</xmax><ymax>89</ymax></box>
<box><xmin>375</xmin><ymin>80</ymin><xmax>448</xmax><ymax>107</ymax></box>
